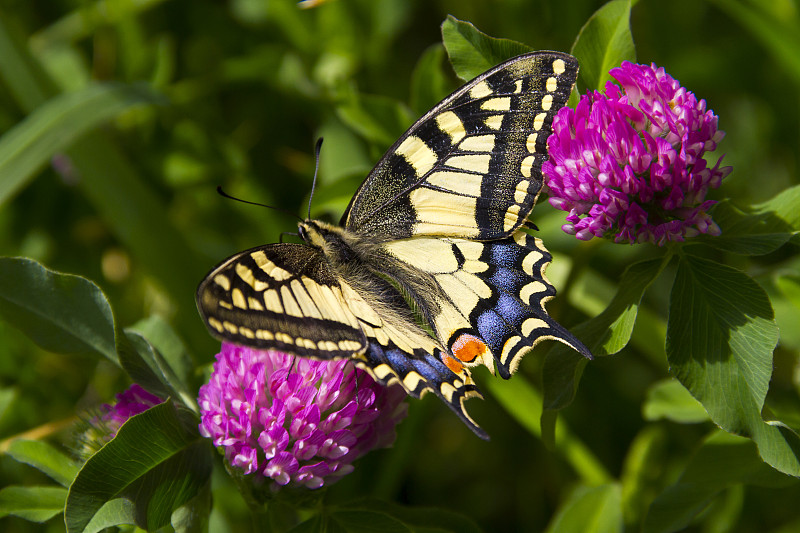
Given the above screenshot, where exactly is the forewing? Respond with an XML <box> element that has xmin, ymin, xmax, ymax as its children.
<box><xmin>383</xmin><ymin>232</ymin><xmax>592</xmax><ymax>379</ymax></box>
<box><xmin>196</xmin><ymin>243</ymin><xmax>367</xmax><ymax>359</ymax></box>
<box><xmin>342</xmin><ymin>51</ymin><xmax>578</xmax><ymax>241</ymax></box>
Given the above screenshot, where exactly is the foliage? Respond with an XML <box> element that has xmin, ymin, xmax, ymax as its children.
<box><xmin>1</xmin><ymin>0</ymin><xmax>799</xmax><ymax>532</ymax></box>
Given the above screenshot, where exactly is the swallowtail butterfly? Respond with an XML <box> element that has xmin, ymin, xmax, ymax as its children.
<box><xmin>197</xmin><ymin>51</ymin><xmax>591</xmax><ymax>438</ymax></box>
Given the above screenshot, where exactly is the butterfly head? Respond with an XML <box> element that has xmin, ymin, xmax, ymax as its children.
<box><xmin>297</xmin><ymin>219</ymin><xmax>361</xmax><ymax>264</ymax></box>
<box><xmin>297</xmin><ymin>219</ymin><xmax>327</xmax><ymax>247</ymax></box>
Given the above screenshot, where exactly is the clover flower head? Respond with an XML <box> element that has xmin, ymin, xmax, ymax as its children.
<box><xmin>543</xmin><ymin>61</ymin><xmax>732</xmax><ymax>245</ymax></box>
<box><xmin>198</xmin><ymin>343</ymin><xmax>408</xmax><ymax>490</ymax></box>
<box><xmin>75</xmin><ymin>383</ymin><xmax>163</xmax><ymax>458</ymax></box>
<box><xmin>100</xmin><ymin>383</ymin><xmax>163</xmax><ymax>431</ymax></box>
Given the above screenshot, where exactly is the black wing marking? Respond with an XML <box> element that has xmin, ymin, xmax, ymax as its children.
<box><xmin>341</xmin><ymin>51</ymin><xmax>578</xmax><ymax>241</ymax></box>
<box><xmin>198</xmin><ymin>242</ymin><xmax>488</xmax><ymax>436</ymax></box>
<box><xmin>381</xmin><ymin>231</ymin><xmax>592</xmax><ymax>379</ymax></box>
<box><xmin>196</xmin><ymin>243</ymin><xmax>367</xmax><ymax>359</ymax></box>
<box><xmin>337</xmin><ymin>269</ymin><xmax>488</xmax><ymax>438</ymax></box>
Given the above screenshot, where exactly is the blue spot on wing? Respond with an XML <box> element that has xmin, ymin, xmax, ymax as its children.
<box><xmin>489</xmin><ymin>266</ymin><xmax>527</xmax><ymax>292</ymax></box>
<box><xmin>476</xmin><ymin>310</ymin><xmax>514</xmax><ymax>356</ymax></box>
<box><xmin>496</xmin><ymin>293</ymin><xmax>528</xmax><ymax>324</ymax></box>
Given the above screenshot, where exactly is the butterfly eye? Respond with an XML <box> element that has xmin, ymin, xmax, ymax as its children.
<box><xmin>298</xmin><ymin>225</ymin><xmax>308</xmax><ymax>241</ymax></box>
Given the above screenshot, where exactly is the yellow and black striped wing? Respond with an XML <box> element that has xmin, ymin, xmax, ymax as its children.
<box><xmin>338</xmin><ymin>278</ymin><xmax>487</xmax><ymax>437</ymax></box>
<box><xmin>383</xmin><ymin>231</ymin><xmax>592</xmax><ymax>380</ymax></box>
<box><xmin>341</xmin><ymin>51</ymin><xmax>578</xmax><ymax>240</ymax></box>
<box><xmin>197</xmin><ymin>242</ymin><xmax>488</xmax><ymax>437</ymax></box>
<box><xmin>196</xmin><ymin>243</ymin><xmax>367</xmax><ymax>359</ymax></box>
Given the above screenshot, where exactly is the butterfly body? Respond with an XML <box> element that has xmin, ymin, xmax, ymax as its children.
<box><xmin>198</xmin><ymin>51</ymin><xmax>590</xmax><ymax>438</ymax></box>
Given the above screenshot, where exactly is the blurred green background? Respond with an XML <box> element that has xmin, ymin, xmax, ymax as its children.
<box><xmin>1</xmin><ymin>0</ymin><xmax>799</xmax><ymax>531</ymax></box>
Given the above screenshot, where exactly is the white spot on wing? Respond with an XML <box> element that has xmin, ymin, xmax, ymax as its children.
<box><xmin>385</xmin><ymin>238</ymin><xmax>458</xmax><ymax>272</ymax></box>
<box><xmin>396</xmin><ymin>136</ymin><xmax>438</xmax><ymax>176</ymax></box>
<box><xmin>469</xmin><ymin>80</ymin><xmax>492</xmax><ymax>100</ymax></box>
<box><xmin>526</xmin><ymin>133</ymin><xmax>538</xmax><ymax>153</ymax></box>
<box><xmin>481</xmin><ymin>97</ymin><xmax>511</xmax><ymax>111</ymax></box>
<box><xmin>231</xmin><ymin>288</ymin><xmax>247</xmax><ymax>309</ymax></box>
<box><xmin>520</xmin><ymin>155</ymin><xmax>535</xmax><ymax>178</ymax></box>
<box><xmin>533</xmin><ymin>112</ymin><xmax>547</xmax><ymax>131</ymax></box>
<box><xmin>458</xmin><ymin>134</ymin><xmax>495</xmax><ymax>153</ymax></box>
<box><xmin>409</xmin><ymin>189</ymin><xmax>480</xmax><ymax>237</ymax></box>
<box><xmin>445</xmin><ymin>154</ymin><xmax>490</xmax><ymax>174</ymax></box>
<box><xmin>522</xmin><ymin>318</ymin><xmax>549</xmax><ymax>336</ymax></box>
<box><xmin>280</xmin><ymin>286</ymin><xmax>303</xmax><ymax>317</ymax></box>
<box><xmin>213</xmin><ymin>274</ymin><xmax>230</xmax><ymax>291</ymax></box>
<box><xmin>427</xmin><ymin>171</ymin><xmax>483</xmax><ymax>197</ymax></box>
<box><xmin>436</xmin><ymin>111</ymin><xmax>466</xmax><ymax>144</ymax></box>
<box><xmin>484</xmin><ymin>115</ymin><xmax>503</xmax><ymax>130</ymax></box>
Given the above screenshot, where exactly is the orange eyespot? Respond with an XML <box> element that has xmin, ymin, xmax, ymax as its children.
<box><xmin>441</xmin><ymin>353</ymin><xmax>465</xmax><ymax>375</ymax></box>
<box><xmin>451</xmin><ymin>334</ymin><xmax>487</xmax><ymax>363</ymax></box>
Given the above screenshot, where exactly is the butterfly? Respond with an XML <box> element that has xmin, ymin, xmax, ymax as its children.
<box><xmin>197</xmin><ymin>51</ymin><xmax>591</xmax><ymax>439</ymax></box>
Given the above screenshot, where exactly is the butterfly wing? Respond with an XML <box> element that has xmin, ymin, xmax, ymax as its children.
<box><xmin>340</xmin><ymin>271</ymin><xmax>486</xmax><ymax>437</ymax></box>
<box><xmin>196</xmin><ymin>243</ymin><xmax>368</xmax><ymax>359</ymax></box>
<box><xmin>381</xmin><ymin>231</ymin><xmax>592</xmax><ymax>379</ymax></box>
<box><xmin>197</xmin><ymin>51</ymin><xmax>586</xmax><ymax>438</ymax></box>
<box><xmin>197</xmin><ymin>242</ymin><xmax>487</xmax><ymax>437</ymax></box>
<box><xmin>341</xmin><ymin>51</ymin><xmax>578</xmax><ymax>241</ymax></box>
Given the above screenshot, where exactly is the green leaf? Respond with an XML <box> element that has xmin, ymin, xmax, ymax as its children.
<box><xmin>82</xmin><ymin>499</ymin><xmax>137</xmax><ymax>533</ymax></box>
<box><xmin>542</xmin><ymin>256</ymin><xmax>668</xmax><ymax>413</ymax></box>
<box><xmin>0</xmin><ymin>485</ymin><xmax>67</xmax><ymax>522</ymax></box>
<box><xmin>642</xmin><ymin>379</ymin><xmax>710</xmax><ymax>424</ymax></box>
<box><xmin>409</xmin><ymin>44</ymin><xmax>451</xmax><ymax>116</ymax></box>
<box><xmin>694</xmin><ymin>200</ymin><xmax>794</xmax><ymax>255</ymax></box>
<box><xmin>317</xmin><ymin>117</ymin><xmax>372</xmax><ymax>187</ymax></box>
<box><xmin>117</xmin><ymin>330</ymin><xmax>198</xmax><ymax>414</ymax></box>
<box><xmin>0</xmin><ymin>257</ymin><xmax>117</xmax><ymax>362</ymax></box>
<box><xmin>668</xmin><ymin>254</ymin><xmax>774</xmax><ymax>428</ymax></box>
<box><xmin>5</xmin><ymin>439</ymin><xmax>81</xmax><ymax>487</ymax></box>
<box><xmin>128</xmin><ymin>315</ymin><xmax>195</xmax><ymax>391</ymax></box>
<box><xmin>170</xmin><ymin>483</ymin><xmax>211</xmax><ymax>533</ymax></box>
<box><xmin>620</xmin><ymin>426</ymin><xmax>669</xmax><ymax>528</ymax></box>
<box><xmin>64</xmin><ymin>400</ymin><xmax>212</xmax><ymax>533</ymax></box>
<box><xmin>341</xmin><ymin>499</ymin><xmax>482</xmax><ymax>533</ymax></box>
<box><xmin>65</xmin><ymin>132</ymin><xmax>213</xmax><ymax>358</ymax></box>
<box><xmin>0</xmin><ymin>16</ymin><xmax>211</xmax><ymax>360</ymax></box>
<box><xmin>571</xmin><ymin>0</ymin><xmax>635</xmax><ymax>92</ymax></box>
<box><xmin>0</xmin><ymin>385</ymin><xmax>17</xmax><ymax>423</ymax></box>
<box><xmin>753</xmin><ymin>183</ymin><xmax>800</xmax><ymax>232</ymax></box>
<box><xmin>0</xmin><ymin>15</ymin><xmax>56</xmax><ymax>112</ymax></box>
<box><xmin>776</xmin><ymin>273</ymin><xmax>800</xmax><ymax>311</ymax></box>
<box><xmin>328</xmin><ymin>509</ymin><xmax>411</xmax><ymax>533</ymax></box>
<box><xmin>643</xmin><ymin>431</ymin><xmax>794</xmax><ymax>533</ymax></box>
<box><xmin>667</xmin><ymin>254</ymin><xmax>800</xmax><ymax>476</ymax></box>
<box><xmin>545</xmin><ymin>483</ymin><xmax>622</xmax><ymax>533</ymax></box>
<box><xmin>336</xmin><ymin>93</ymin><xmax>415</xmax><ymax>148</ymax></box>
<box><xmin>0</xmin><ymin>82</ymin><xmax>164</xmax><ymax>207</ymax></box>
<box><xmin>440</xmin><ymin>15</ymin><xmax>531</xmax><ymax>81</ymax></box>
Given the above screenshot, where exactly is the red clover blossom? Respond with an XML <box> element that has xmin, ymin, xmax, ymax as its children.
<box><xmin>198</xmin><ymin>343</ymin><xmax>407</xmax><ymax>489</ymax></box>
<box><xmin>76</xmin><ymin>383</ymin><xmax>163</xmax><ymax>458</ymax></box>
<box><xmin>543</xmin><ymin>61</ymin><xmax>732</xmax><ymax>245</ymax></box>
<box><xmin>99</xmin><ymin>383</ymin><xmax>163</xmax><ymax>431</ymax></box>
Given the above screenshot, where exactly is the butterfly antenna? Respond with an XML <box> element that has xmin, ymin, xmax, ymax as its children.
<box><xmin>216</xmin><ymin>186</ymin><xmax>302</xmax><ymax>221</ymax></box>
<box><xmin>307</xmin><ymin>138</ymin><xmax>324</xmax><ymax>220</ymax></box>
<box><xmin>279</xmin><ymin>231</ymin><xmax>299</xmax><ymax>243</ymax></box>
